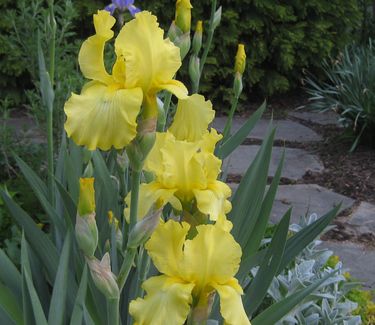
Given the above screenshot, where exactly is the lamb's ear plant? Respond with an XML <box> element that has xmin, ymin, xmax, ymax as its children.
<box><xmin>0</xmin><ymin>1</ymin><xmax>341</xmax><ymax>324</ymax></box>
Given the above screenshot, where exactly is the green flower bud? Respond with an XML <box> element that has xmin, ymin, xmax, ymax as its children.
<box><xmin>108</xmin><ymin>211</ymin><xmax>123</xmax><ymax>251</ymax></box>
<box><xmin>128</xmin><ymin>208</ymin><xmax>161</xmax><ymax>248</ymax></box>
<box><xmin>175</xmin><ymin>0</ymin><xmax>193</xmax><ymax>33</ymax></box>
<box><xmin>167</xmin><ymin>21</ymin><xmax>182</xmax><ymax>42</ymax></box>
<box><xmin>174</xmin><ymin>32</ymin><xmax>191</xmax><ymax>60</ymax></box>
<box><xmin>75</xmin><ymin>212</ymin><xmax>98</xmax><ymax>257</ymax></box>
<box><xmin>233</xmin><ymin>72</ymin><xmax>243</xmax><ymax>98</ymax></box>
<box><xmin>87</xmin><ymin>253</ymin><xmax>119</xmax><ymax>299</ymax></box>
<box><xmin>234</xmin><ymin>44</ymin><xmax>246</xmax><ymax>75</ymax></box>
<box><xmin>192</xmin><ymin>20</ymin><xmax>203</xmax><ymax>55</ymax></box>
<box><xmin>78</xmin><ymin>178</ymin><xmax>95</xmax><ymax>216</ymax></box>
<box><xmin>189</xmin><ymin>55</ymin><xmax>201</xmax><ymax>85</ymax></box>
<box><xmin>83</xmin><ymin>161</ymin><xmax>94</xmax><ymax>178</ymax></box>
<box><xmin>212</xmin><ymin>6</ymin><xmax>222</xmax><ymax>29</ymax></box>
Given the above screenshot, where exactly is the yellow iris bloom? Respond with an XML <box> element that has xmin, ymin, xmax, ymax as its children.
<box><xmin>64</xmin><ymin>10</ymin><xmax>187</xmax><ymax>150</ymax></box>
<box><xmin>125</xmin><ymin>94</ymin><xmax>231</xmax><ymax>223</ymax></box>
<box><xmin>129</xmin><ymin>219</ymin><xmax>250</xmax><ymax>325</ymax></box>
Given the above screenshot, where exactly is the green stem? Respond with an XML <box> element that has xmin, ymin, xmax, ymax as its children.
<box><xmin>48</xmin><ymin>0</ymin><xmax>56</xmax><ymax>85</ymax></box>
<box><xmin>107</xmin><ymin>298</ymin><xmax>119</xmax><ymax>325</ymax></box>
<box><xmin>47</xmin><ymin>107</ymin><xmax>54</xmax><ymax>204</ymax></box>
<box><xmin>162</xmin><ymin>92</ymin><xmax>173</xmax><ymax>131</ymax></box>
<box><xmin>129</xmin><ymin>170</ymin><xmax>141</xmax><ymax>230</ymax></box>
<box><xmin>222</xmin><ymin>94</ymin><xmax>240</xmax><ymax>141</ymax></box>
<box><xmin>135</xmin><ymin>247</ymin><xmax>150</xmax><ymax>298</ymax></box>
<box><xmin>117</xmin><ymin>247</ymin><xmax>136</xmax><ymax>291</ymax></box>
<box><xmin>196</xmin><ymin>0</ymin><xmax>217</xmax><ymax>92</ymax></box>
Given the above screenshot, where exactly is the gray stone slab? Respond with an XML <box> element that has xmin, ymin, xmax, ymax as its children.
<box><xmin>228</xmin><ymin>183</ymin><xmax>355</xmax><ymax>225</ymax></box>
<box><xmin>2</xmin><ymin>116</ymin><xmax>46</xmax><ymax>144</ymax></box>
<box><xmin>320</xmin><ymin>241</ymin><xmax>375</xmax><ymax>289</ymax></box>
<box><xmin>225</xmin><ymin>145</ymin><xmax>324</xmax><ymax>181</ymax></box>
<box><xmin>288</xmin><ymin>110</ymin><xmax>340</xmax><ymax>126</ymax></box>
<box><xmin>347</xmin><ymin>202</ymin><xmax>375</xmax><ymax>236</ymax></box>
<box><xmin>212</xmin><ymin>118</ymin><xmax>322</xmax><ymax>143</ymax></box>
<box><xmin>270</xmin><ymin>184</ymin><xmax>355</xmax><ymax>224</ymax></box>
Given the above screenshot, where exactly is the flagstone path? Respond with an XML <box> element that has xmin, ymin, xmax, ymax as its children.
<box><xmin>215</xmin><ymin>111</ymin><xmax>375</xmax><ymax>289</ymax></box>
<box><xmin>3</xmin><ymin>111</ymin><xmax>375</xmax><ymax>289</ymax></box>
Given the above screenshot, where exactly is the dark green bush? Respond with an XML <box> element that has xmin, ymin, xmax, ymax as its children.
<box><xmin>139</xmin><ymin>0</ymin><xmax>362</xmax><ymax>106</ymax></box>
<box><xmin>0</xmin><ymin>0</ymin><xmax>362</xmax><ymax>109</ymax></box>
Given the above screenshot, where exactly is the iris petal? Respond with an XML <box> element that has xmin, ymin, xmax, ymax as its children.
<box><xmin>78</xmin><ymin>10</ymin><xmax>115</xmax><ymax>84</ymax></box>
<box><xmin>181</xmin><ymin>223</ymin><xmax>242</xmax><ymax>287</ymax></box>
<box><xmin>64</xmin><ymin>82</ymin><xmax>142</xmax><ymax>151</ymax></box>
<box><xmin>169</xmin><ymin>94</ymin><xmax>215</xmax><ymax>142</ymax></box>
<box><xmin>115</xmin><ymin>11</ymin><xmax>184</xmax><ymax>95</ymax></box>
<box><xmin>212</xmin><ymin>280</ymin><xmax>251</xmax><ymax>325</ymax></box>
<box><xmin>129</xmin><ymin>275</ymin><xmax>194</xmax><ymax>325</ymax></box>
<box><xmin>145</xmin><ymin>220</ymin><xmax>190</xmax><ymax>277</ymax></box>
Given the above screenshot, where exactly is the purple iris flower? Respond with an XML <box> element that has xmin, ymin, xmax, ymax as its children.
<box><xmin>105</xmin><ymin>0</ymin><xmax>141</xmax><ymax>17</ymax></box>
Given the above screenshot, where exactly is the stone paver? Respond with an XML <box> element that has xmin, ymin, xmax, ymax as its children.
<box><xmin>270</xmin><ymin>184</ymin><xmax>355</xmax><ymax>224</ymax></box>
<box><xmin>288</xmin><ymin>110</ymin><xmax>340</xmax><ymax>126</ymax></box>
<box><xmin>225</xmin><ymin>145</ymin><xmax>324</xmax><ymax>181</ymax></box>
<box><xmin>320</xmin><ymin>241</ymin><xmax>375</xmax><ymax>289</ymax></box>
<box><xmin>2</xmin><ymin>116</ymin><xmax>45</xmax><ymax>144</ymax></box>
<box><xmin>212</xmin><ymin>118</ymin><xmax>322</xmax><ymax>142</ymax></box>
<box><xmin>228</xmin><ymin>183</ymin><xmax>355</xmax><ymax>224</ymax></box>
<box><xmin>347</xmin><ymin>202</ymin><xmax>375</xmax><ymax>237</ymax></box>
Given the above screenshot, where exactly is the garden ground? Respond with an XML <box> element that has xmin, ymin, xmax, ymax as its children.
<box><xmin>214</xmin><ymin>95</ymin><xmax>375</xmax><ymax>290</ymax></box>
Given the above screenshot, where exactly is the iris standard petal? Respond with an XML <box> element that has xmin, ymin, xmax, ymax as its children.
<box><xmin>212</xmin><ymin>280</ymin><xmax>250</xmax><ymax>325</ymax></box>
<box><xmin>64</xmin><ymin>82</ymin><xmax>143</xmax><ymax>151</ymax></box>
<box><xmin>193</xmin><ymin>181</ymin><xmax>232</xmax><ymax>221</ymax></box>
<box><xmin>144</xmin><ymin>132</ymin><xmax>172</xmax><ymax>175</ymax></box>
<box><xmin>169</xmin><ymin>94</ymin><xmax>215</xmax><ymax>142</ymax></box>
<box><xmin>146</xmin><ymin>220</ymin><xmax>190</xmax><ymax>277</ymax></box>
<box><xmin>78</xmin><ymin>10</ymin><xmax>115</xmax><ymax>84</ymax></box>
<box><xmin>129</xmin><ymin>275</ymin><xmax>194</xmax><ymax>325</ymax></box>
<box><xmin>115</xmin><ymin>11</ymin><xmax>182</xmax><ymax>94</ymax></box>
<box><xmin>160</xmin><ymin>138</ymin><xmax>207</xmax><ymax>193</ymax></box>
<box><xmin>124</xmin><ymin>182</ymin><xmax>182</xmax><ymax>222</ymax></box>
<box><xmin>181</xmin><ymin>223</ymin><xmax>242</xmax><ymax>287</ymax></box>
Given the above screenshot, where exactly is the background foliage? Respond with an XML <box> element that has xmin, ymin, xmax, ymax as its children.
<box><xmin>0</xmin><ymin>0</ymin><xmax>364</xmax><ymax>109</ymax></box>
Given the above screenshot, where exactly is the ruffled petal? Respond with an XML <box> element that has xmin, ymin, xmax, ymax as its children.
<box><xmin>146</xmin><ymin>220</ymin><xmax>190</xmax><ymax>277</ymax></box>
<box><xmin>212</xmin><ymin>280</ymin><xmax>250</xmax><ymax>325</ymax></box>
<box><xmin>169</xmin><ymin>94</ymin><xmax>215</xmax><ymax>142</ymax></box>
<box><xmin>160</xmin><ymin>137</ymin><xmax>207</xmax><ymax>193</ymax></box>
<box><xmin>144</xmin><ymin>132</ymin><xmax>172</xmax><ymax>175</ymax></box>
<box><xmin>129</xmin><ymin>275</ymin><xmax>194</xmax><ymax>325</ymax></box>
<box><xmin>78</xmin><ymin>10</ymin><xmax>115</xmax><ymax>84</ymax></box>
<box><xmin>181</xmin><ymin>223</ymin><xmax>241</xmax><ymax>288</ymax></box>
<box><xmin>200</xmin><ymin>128</ymin><xmax>222</xmax><ymax>153</ymax></box>
<box><xmin>124</xmin><ymin>182</ymin><xmax>181</xmax><ymax>222</ymax></box>
<box><xmin>156</xmin><ymin>80</ymin><xmax>188</xmax><ymax>99</ymax></box>
<box><xmin>193</xmin><ymin>181</ymin><xmax>232</xmax><ymax>221</ymax></box>
<box><xmin>115</xmin><ymin>11</ymin><xmax>182</xmax><ymax>93</ymax></box>
<box><xmin>64</xmin><ymin>82</ymin><xmax>142</xmax><ymax>151</ymax></box>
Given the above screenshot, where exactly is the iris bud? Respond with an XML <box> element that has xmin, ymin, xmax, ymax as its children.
<box><xmin>87</xmin><ymin>253</ymin><xmax>120</xmax><ymax>299</ymax></box>
<box><xmin>174</xmin><ymin>32</ymin><xmax>191</xmax><ymax>60</ymax></box>
<box><xmin>77</xmin><ymin>178</ymin><xmax>95</xmax><ymax>216</ymax></box>
<box><xmin>76</xmin><ymin>178</ymin><xmax>98</xmax><ymax>257</ymax></box>
<box><xmin>192</xmin><ymin>20</ymin><xmax>203</xmax><ymax>55</ymax></box>
<box><xmin>128</xmin><ymin>208</ymin><xmax>161</xmax><ymax>248</ymax></box>
<box><xmin>212</xmin><ymin>6</ymin><xmax>222</xmax><ymax>29</ymax></box>
<box><xmin>175</xmin><ymin>0</ymin><xmax>193</xmax><ymax>33</ymax></box>
<box><xmin>189</xmin><ymin>56</ymin><xmax>201</xmax><ymax>85</ymax></box>
<box><xmin>234</xmin><ymin>44</ymin><xmax>246</xmax><ymax>75</ymax></box>
<box><xmin>233</xmin><ymin>72</ymin><xmax>243</xmax><ymax>98</ymax></box>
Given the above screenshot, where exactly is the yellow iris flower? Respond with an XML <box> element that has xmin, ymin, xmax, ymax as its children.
<box><xmin>64</xmin><ymin>10</ymin><xmax>187</xmax><ymax>151</ymax></box>
<box><xmin>129</xmin><ymin>219</ymin><xmax>250</xmax><ymax>325</ymax></box>
<box><xmin>124</xmin><ymin>94</ymin><xmax>232</xmax><ymax>224</ymax></box>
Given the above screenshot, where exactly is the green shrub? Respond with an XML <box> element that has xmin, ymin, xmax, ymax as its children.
<box><xmin>139</xmin><ymin>0</ymin><xmax>362</xmax><ymax>107</ymax></box>
<box><xmin>305</xmin><ymin>40</ymin><xmax>375</xmax><ymax>151</ymax></box>
<box><xmin>0</xmin><ymin>0</ymin><xmax>362</xmax><ymax>109</ymax></box>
